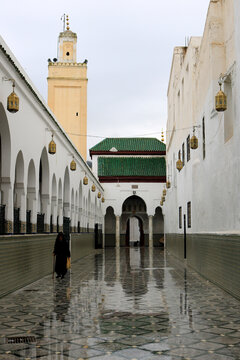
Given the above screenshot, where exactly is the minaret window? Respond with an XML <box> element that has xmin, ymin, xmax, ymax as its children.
<box><xmin>66</xmin><ymin>52</ymin><xmax>70</xmax><ymax>56</ymax></box>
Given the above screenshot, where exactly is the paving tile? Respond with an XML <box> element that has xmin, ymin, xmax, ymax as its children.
<box><xmin>0</xmin><ymin>248</ymin><xmax>239</xmax><ymax>360</ymax></box>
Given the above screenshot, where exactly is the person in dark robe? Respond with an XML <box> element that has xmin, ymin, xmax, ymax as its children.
<box><xmin>53</xmin><ymin>232</ymin><xmax>70</xmax><ymax>279</ymax></box>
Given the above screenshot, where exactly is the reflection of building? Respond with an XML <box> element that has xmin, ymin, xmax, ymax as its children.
<box><xmin>90</xmin><ymin>138</ymin><xmax>166</xmax><ymax>247</ymax></box>
<box><xmin>48</xmin><ymin>18</ymin><xmax>88</xmax><ymax>160</ymax></box>
<box><xmin>164</xmin><ymin>0</ymin><xmax>240</xmax><ymax>300</ymax></box>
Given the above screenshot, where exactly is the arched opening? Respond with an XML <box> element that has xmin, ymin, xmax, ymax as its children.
<box><xmin>63</xmin><ymin>167</ymin><xmax>70</xmax><ymax>240</ymax></box>
<box><xmin>13</xmin><ymin>151</ymin><xmax>25</xmax><ymax>234</ymax></box>
<box><xmin>104</xmin><ymin>206</ymin><xmax>116</xmax><ymax>247</ymax></box>
<box><xmin>50</xmin><ymin>174</ymin><xmax>57</xmax><ymax>233</ymax></box>
<box><xmin>121</xmin><ymin>195</ymin><xmax>148</xmax><ymax>247</ymax></box>
<box><xmin>57</xmin><ymin>178</ymin><xmax>63</xmax><ymax>233</ymax></box>
<box><xmin>37</xmin><ymin>148</ymin><xmax>50</xmax><ymax>233</ymax></box>
<box><xmin>0</xmin><ymin>103</ymin><xmax>11</xmax><ymax>234</ymax></box>
<box><xmin>26</xmin><ymin>159</ymin><xmax>36</xmax><ymax>233</ymax></box>
<box><xmin>71</xmin><ymin>188</ymin><xmax>74</xmax><ymax>232</ymax></box>
<box><xmin>153</xmin><ymin>206</ymin><xmax>164</xmax><ymax>247</ymax></box>
<box><xmin>78</xmin><ymin>181</ymin><xmax>82</xmax><ymax>232</ymax></box>
<box><xmin>126</xmin><ymin>216</ymin><xmax>144</xmax><ymax>247</ymax></box>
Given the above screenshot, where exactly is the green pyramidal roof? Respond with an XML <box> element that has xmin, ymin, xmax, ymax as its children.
<box><xmin>90</xmin><ymin>138</ymin><xmax>166</xmax><ymax>152</ymax></box>
<box><xmin>98</xmin><ymin>157</ymin><xmax>166</xmax><ymax>177</ymax></box>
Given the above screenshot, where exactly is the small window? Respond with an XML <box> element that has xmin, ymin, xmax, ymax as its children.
<box><xmin>202</xmin><ymin>117</ymin><xmax>206</xmax><ymax>159</ymax></box>
<box><xmin>179</xmin><ymin>207</ymin><xmax>182</xmax><ymax>229</ymax></box>
<box><xmin>76</xmin><ymin>112</ymin><xmax>79</xmax><ymax>116</ymax></box>
<box><xmin>66</xmin><ymin>52</ymin><xmax>70</xmax><ymax>56</ymax></box>
<box><xmin>187</xmin><ymin>135</ymin><xmax>190</xmax><ymax>162</ymax></box>
<box><xmin>187</xmin><ymin>202</ymin><xmax>191</xmax><ymax>228</ymax></box>
<box><xmin>182</xmin><ymin>143</ymin><xmax>185</xmax><ymax>166</ymax></box>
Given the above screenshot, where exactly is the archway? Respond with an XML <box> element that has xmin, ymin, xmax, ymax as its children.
<box><xmin>105</xmin><ymin>206</ymin><xmax>116</xmax><ymax>247</ymax></box>
<box><xmin>26</xmin><ymin>159</ymin><xmax>36</xmax><ymax>233</ymax></box>
<box><xmin>37</xmin><ymin>148</ymin><xmax>50</xmax><ymax>233</ymax></box>
<box><xmin>153</xmin><ymin>206</ymin><xmax>164</xmax><ymax>247</ymax></box>
<box><xmin>121</xmin><ymin>195</ymin><xmax>148</xmax><ymax>247</ymax></box>
<box><xmin>13</xmin><ymin>151</ymin><xmax>25</xmax><ymax>234</ymax></box>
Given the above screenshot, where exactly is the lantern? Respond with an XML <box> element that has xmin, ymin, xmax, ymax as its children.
<box><xmin>161</xmin><ymin>196</ymin><xmax>165</xmax><ymax>202</ymax></box>
<box><xmin>98</xmin><ymin>192</ymin><xmax>101</xmax><ymax>199</ymax></box>
<box><xmin>163</xmin><ymin>188</ymin><xmax>167</xmax><ymax>196</ymax></box>
<box><xmin>83</xmin><ymin>175</ymin><xmax>88</xmax><ymax>185</ymax></box>
<box><xmin>48</xmin><ymin>134</ymin><xmax>56</xmax><ymax>154</ymax></box>
<box><xmin>161</xmin><ymin>129</ymin><xmax>165</xmax><ymax>142</ymax></box>
<box><xmin>70</xmin><ymin>158</ymin><xmax>76</xmax><ymax>171</ymax></box>
<box><xmin>166</xmin><ymin>181</ymin><xmax>171</xmax><ymax>189</ymax></box>
<box><xmin>160</xmin><ymin>200</ymin><xmax>163</xmax><ymax>206</ymax></box>
<box><xmin>190</xmin><ymin>135</ymin><xmax>198</xmax><ymax>150</ymax></box>
<box><xmin>91</xmin><ymin>184</ymin><xmax>96</xmax><ymax>192</ymax></box>
<box><xmin>101</xmin><ymin>197</ymin><xmax>105</xmax><ymax>203</ymax></box>
<box><xmin>215</xmin><ymin>82</ymin><xmax>227</xmax><ymax>112</ymax></box>
<box><xmin>7</xmin><ymin>81</ymin><xmax>19</xmax><ymax>113</ymax></box>
<box><xmin>176</xmin><ymin>158</ymin><xmax>183</xmax><ymax>172</ymax></box>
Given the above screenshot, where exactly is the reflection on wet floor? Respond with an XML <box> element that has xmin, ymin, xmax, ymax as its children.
<box><xmin>0</xmin><ymin>247</ymin><xmax>240</xmax><ymax>359</ymax></box>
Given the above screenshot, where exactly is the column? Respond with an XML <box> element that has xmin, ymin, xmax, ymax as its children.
<box><xmin>149</xmin><ymin>215</ymin><xmax>153</xmax><ymax>248</ymax></box>
<box><xmin>1</xmin><ymin>180</ymin><xmax>13</xmax><ymax>234</ymax></box>
<box><xmin>116</xmin><ymin>215</ymin><xmax>120</xmax><ymax>248</ymax></box>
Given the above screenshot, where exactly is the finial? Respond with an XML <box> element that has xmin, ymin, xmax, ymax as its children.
<box><xmin>161</xmin><ymin>129</ymin><xmax>165</xmax><ymax>143</ymax></box>
<box><xmin>66</xmin><ymin>15</ymin><xmax>70</xmax><ymax>30</ymax></box>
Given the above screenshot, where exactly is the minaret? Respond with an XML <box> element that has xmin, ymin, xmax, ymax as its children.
<box><xmin>47</xmin><ymin>15</ymin><xmax>88</xmax><ymax>160</ymax></box>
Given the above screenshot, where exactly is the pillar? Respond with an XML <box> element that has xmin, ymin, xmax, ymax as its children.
<box><xmin>1</xmin><ymin>180</ymin><xmax>13</xmax><ymax>234</ymax></box>
<box><xmin>116</xmin><ymin>215</ymin><xmax>120</xmax><ymax>248</ymax></box>
<box><xmin>149</xmin><ymin>215</ymin><xmax>153</xmax><ymax>248</ymax></box>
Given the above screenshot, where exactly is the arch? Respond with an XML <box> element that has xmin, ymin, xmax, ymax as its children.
<box><xmin>57</xmin><ymin>178</ymin><xmax>63</xmax><ymax>232</ymax></box>
<box><xmin>105</xmin><ymin>206</ymin><xmax>116</xmax><ymax>247</ymax></box>
<box><xmin>13</xmin><ymin>151</ymin><xmax>25</xmax><ymax>234</ymax></box>
<box><xmin>51</xmin><ymin>174</ymin><xmax>57</xmax><ymax>198</ymax></box>
<box><xmin>37</xmin><ymin>148</ymin><xmax>50</xmax><ymax>232</ymax></box>
<box><xmin>153</xmin><ymin>206</ymin><xmax>164</xmax><ymax>247</ymax></box>
<box><xmin>121</xmin><ymin>195</ymin><xmax>148</xmax><ymax>247</ymax></box>
<box><xmin>63</xmin><ymin>167</ymin><xmax>70</xmax><ymax>217</ymax></box>
<box><xmin>39</xmin><ymin>147</ymin><xmax>50</xmax><ymax>196</ymax></box>
<box><xmin>0</xmin><ymin>103</ymin><xmax>11</xmax><ymax>179</ymax></box>
<box><xmin>50</xmin><ymin>174</ymin><xmax>57</xmax><ymax>232</ymax></box>
<box><xmin>71</xmin><ymin>187</ymin><xmax>74</xmax><ymax>232</ymax></box>
<box><xmin>26</xmin><ymin>159</ymin><xmax>36</xmax><ymax>233</ymax></box>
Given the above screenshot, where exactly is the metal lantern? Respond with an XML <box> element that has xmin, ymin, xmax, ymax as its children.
<box><xmin>7</xmin><ymin>81</ymin><xmax>19</xmax><ymax>113</ymax></box>
<box><xmin>91</xmin><ymin>184</ymin><xmax>96</xmax><ymax>192</ymax></box>
<box><xmin>48</xmin><ymin>135</ymin><xmax>56</xmax><ymax>155</ymax></box>
<box><xmin>176</xmin><ymin>158</ymin><xmax>183</xmax><ymax>172</ymax></box>
<box><xmin>160</xmin><ymin>200</ymin><xmax>163</xmax><ymax>206</ymax></box>
<box><xmin>161</xmin><ymin>129</ymin><xmax>164</xmax><ymax>143</ymax></box>
<box><xmin>97</xmin><ymin>192</ymin><xmax>101</xmax><ymax>199</ymax></box>
<box><xmin>215</xmin><ymin>82</ymin><xmax>227</xmax><ymax>112</ymax></box>
<box><xmin>166</xmin><ymin>181</ymin><xmax>171</xmax><ymax>189</ymax></box>
<box><xmin>70</xmin><ymin>158</ymin><xmax>76</xmax><ymax>171</ymax></box>
<box><xmin>83</xmin><ymin>175</ymin><xmax>88</xmax><ymax>185</ymax></box>
<box><xmin>163</xmin><ymin>188</ymin><xmax>167</xmax><ymax>196</ymax></box>
<box><xmin>190</xmin><ymin>135</ymin><xmax>198</xmax><ymax>150</ymax></box>
<box><xmin>101</xmin><ymin>197</ymin><xmax>105</xmax><ymax>203</ymax></box>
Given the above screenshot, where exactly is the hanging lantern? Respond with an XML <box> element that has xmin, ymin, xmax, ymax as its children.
<box><xmin>215</xmin><ymin>82</ymin><xmax>227</xmax><ymax>112</ymax></box>
<box><xmin>160</xmin><ymin>200</ymin><xmax>163</xmax><ymax>206</ymax></box>
<box><xmin>176</xmin><ymin>158</ymin><xmax>183</xmax><ymax>172</ymax></box>
<box><xmin>161</xmin><ymin>196</ymin><xmax>165</xmax><ymax>202</ymax></box>
<box><xmin>166</xmin><ymin>181</ymin><xmax>171</xmax><ymax>189</ymax></box>
<box><xmin>190</xmin><ymin>135</ymin><xmax>198</xmax><ymax>149</ymax></box>
<box><xmin>70</xmin><ymin>158</ymin><xmax>76</xmax><ymax>171</ymax></box>
<box><xmin>163</xmin><ymin>188</ymin><xmax>167</xmax><ymax>196</ymax></box>
<box><xmin>7</xmin><ymin>81</ymin><xmax>19</xmax><ymax>113</ymax></box>
<box><xmin>91</xmin><ymin>184</ymin><xmax>96</xmax><ymax>192</ymax></box>
<box><xmin>98</xmin><ymin>192</ymin><xmax>101</xmax><ymax>199</ymax></box>
<box><xmin>161</xmin><ymin>129</ymin><xmax>165</xmax><ymax>142</ymax></box>
<box><xmin>101</xmin><ymin>197</ymin><xmax>105</xmax><ymax>203</ymax></box>
<box><xmin>48</xmin><ymin>134</ymin><xmax>56</xmax><ymax>154</ymax></box>
<box><xmin>83</xmin><ymin>175</ymin><xmax>88</xmax><ymax>185</ymax></box>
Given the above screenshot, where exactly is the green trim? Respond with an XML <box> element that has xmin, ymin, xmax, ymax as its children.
<box><xmin>98</xmin><ymin>157</ymin><xmax>166</xmax><ymax>177</ymax></box>
<box><xmin>90</xmin><ymin>138</ymin><xmax>166</xmax><ymax>152</ymax></box>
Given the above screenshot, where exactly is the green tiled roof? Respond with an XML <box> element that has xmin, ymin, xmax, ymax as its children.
<box><xmin>98</xmin><ymin>157</ymin><xmax>166</xmax><ymax>177</ymax></box>
<box><xmin>90</xmin><ymin>138</ymin><xmax>166</xmax><ymax>152</ymax></box>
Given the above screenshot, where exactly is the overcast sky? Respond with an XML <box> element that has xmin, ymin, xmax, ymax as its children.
<box><xmin>1</xmin><ymin>0</ymin><xmax>210</xmax><ymax>154</ymax></box>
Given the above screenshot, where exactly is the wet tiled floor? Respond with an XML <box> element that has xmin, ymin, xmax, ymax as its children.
<box><xmin>0</xmin><ymin>247</ymin><xmax>240</xmax><ymax>360</ymax></box>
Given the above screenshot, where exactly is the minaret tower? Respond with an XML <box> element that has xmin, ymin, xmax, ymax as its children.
<box><xmin>47</xmin><ymin>15</ymin><xmax>88</xmax><ymax>160</ymax></box>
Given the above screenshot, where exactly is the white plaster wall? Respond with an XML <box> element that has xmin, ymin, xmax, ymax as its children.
<box><xmin>0</xmin><ymin>36</ymin><xmax>104</xmax><ymax>229</ymax></box>
<box><xmin>164</xmin><ymin>0</ymin><xmax>239</xmax><ymax>235</ymax></box>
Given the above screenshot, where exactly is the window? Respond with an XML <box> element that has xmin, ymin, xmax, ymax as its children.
<box><xmin>179</xmin><ymin>207</ymin><xmax>182</xmax><ymax>229</ymax></box>
<box><xmin>187</xmin><ymin>135</ymin><xmax>190</xmax><ymax>162</ymax></box>
<box><xmin>202</xmin><ymin>117</ymin><xmax>205</xmax><ymax>159</ymax></box>
<box><xmin>182</xmin><ymin>143</ymin><xmax>185</xmax><ymax>166</ymax></box>
<box><xmin>187</xmin><ymin>202</ymin><xmax>191</xmax><ymax>228</ymax></box>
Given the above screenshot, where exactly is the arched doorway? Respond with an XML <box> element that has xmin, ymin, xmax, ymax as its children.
<box><xmin>122</xmin><ymin>196</ymin><xmax>148</xmax><ymax>247</ymax></box>
<box><xmin>153</xmin><ymin>206</ymin><xmax>164</xmax><ymax>247</ymax></box>
<box><xmin>126</xmin><ymin>216</ymin><xmax>144</xmax><ymax>247</ymax></box>
<box><xmin>105</xmin><ymin>206</ymin><xmax>116</xmax><ymax>247</ymax></box>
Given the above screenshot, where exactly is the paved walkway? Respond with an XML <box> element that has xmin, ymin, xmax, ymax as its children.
<box><xmin>0</xmin><ymin>248</ymin><xmax>240</xmax><ymax>360</ymax></box>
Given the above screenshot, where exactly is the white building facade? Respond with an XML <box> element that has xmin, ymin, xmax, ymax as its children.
<box><xmin>164</xmin><ymin>0</ymin><xmax>240</xmax><ymax>299</ymax></box>
<box><xmin>90</xmin><ymin>138</ymin><xmax>166</xmax><ymax>248</ymax></box>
